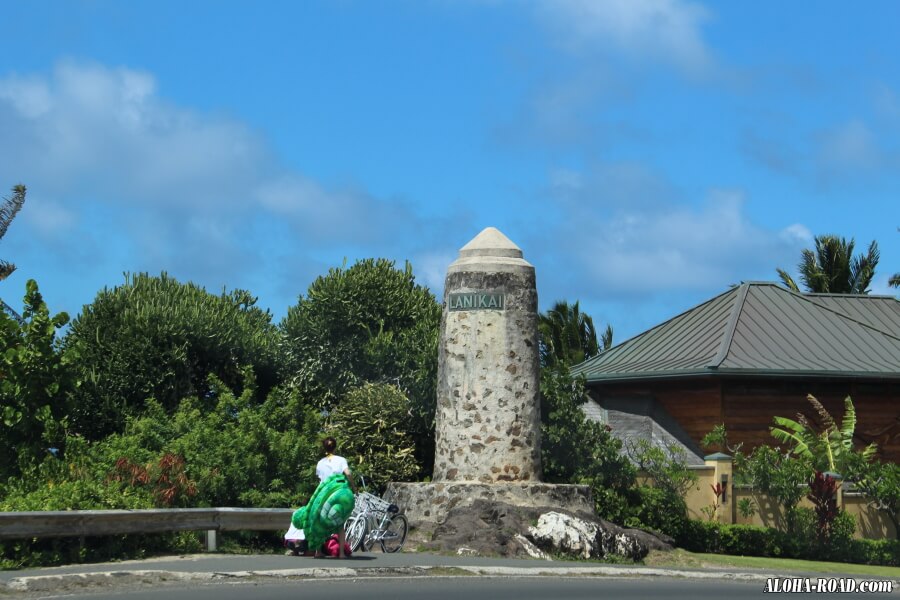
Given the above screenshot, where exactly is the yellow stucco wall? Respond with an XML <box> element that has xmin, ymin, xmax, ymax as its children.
<box><xmin>643</xmin><ymin>459</ymin><xmax>896</xmax><ymax>540</ymax></box>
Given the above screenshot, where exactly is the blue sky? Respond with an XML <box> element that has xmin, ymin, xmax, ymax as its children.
<box><xmin>1</xmin><ymin>0</ymin><xmax>898</xmax><ymax>343</ymax></box>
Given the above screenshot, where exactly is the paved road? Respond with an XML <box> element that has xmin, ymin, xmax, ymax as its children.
<box><xmin>2</xmin><ymin>551</ymin><xmax>897</xmax><ymax>598</ymax></box>
<box><xmin>79</xmin><ymin>577</ymin><xmax>769</xmax><ymax>600</ymax></box>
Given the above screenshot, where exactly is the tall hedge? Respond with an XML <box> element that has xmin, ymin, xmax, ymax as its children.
<box><xmin>64</xmin><ymin>273</ymin><xmax>281</xmax><ymax>439</ymax></box>
<box><xmin>280</xmin><ymin>258</ymin><xmax>441</xmax><ymax>473</ymax></box>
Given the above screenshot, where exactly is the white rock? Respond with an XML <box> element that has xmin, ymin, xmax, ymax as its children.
<box><xmin>513</xmin><ymin>534</ymin><xmax>552</xmax><ymax>560</ymax></box>
<box><xmin>527</xmin><ymin>512</ymin><xmax>598</xmax><ymax>559</ymax></box>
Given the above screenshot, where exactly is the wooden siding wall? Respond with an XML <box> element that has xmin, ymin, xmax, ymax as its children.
<box><xmin>589</xmin><ymin>379</ymin><xmax>722</xmax><ymax>448</ymax></box>
<box><xmin>590</xmin><ymin>378</ymin><xmax>900</xmax><ymax>465</ymax></box>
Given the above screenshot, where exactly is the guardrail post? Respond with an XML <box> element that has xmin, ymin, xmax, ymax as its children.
<box><xmin>205</xmin><ymin>529</ymin><xmax>217</xmax><ymax>552</ymax></box>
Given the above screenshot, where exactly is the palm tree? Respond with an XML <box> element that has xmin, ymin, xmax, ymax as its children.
<box><xmin>0</xmin><ymin>184</ymin><xmax>26</xmax><ymax>282</ymax></box>
<box><xmin>538</xmin><ymin>300</ymin><xmax>611</xmax><ymax>367</ymax></box>
<box><xmin>1</xmin><ymin>184</ymin><xmax>26</xmax><ymax>324</ymax></box>
<box><xmin>777</xmin><ymin>234</ymin><xmax>879</xmax><ymax>294</ymax></box>
<box><xmin>890</xmin><ymin>228</ymin><xmax>899</xmax><ymax>289</ymax></box>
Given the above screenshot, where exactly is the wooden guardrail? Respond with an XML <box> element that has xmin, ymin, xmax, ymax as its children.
<box><xmin>0</xmin><ymin>508</ymin><xmax>294</xmax><ymax>551</ymax></box>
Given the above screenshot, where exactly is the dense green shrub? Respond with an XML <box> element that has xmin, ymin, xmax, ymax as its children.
<box><xmin>0</xmin><ymin>280</ymin><xmax>72</xmax><ymax>482</ymax></box>
<box><xmin>847</xmin><ymin>538</ymin><xmax>900</xmax><ymax>567</ymax></box>
<box><xmin>742</xmin><ymin>445</ymin><xmax>813</xmax><ymax>527</ymax></box>
<box><xmin>674</xmin><ymin>512</ymin><xmax>896</xmax><ymax>566</ymax></box>
<box><xmin>64</xmin><ymin>273</ymin><xmax>281</xmax><ymax>439</ymax></box>
<box><xmin>324</xmin><ymin>382</ymin><xmax>421</xmax><ymax>492</ymax></box>
<box><xmin>678</xmin><ymin>520</ymin><xmax>783</xmax><ymax>556</ymax></box>
<box><xmin>845</xmin><ymin>458</ymin><xmax>900</xmax><ymax>538</ymax></box>
<box><xmin>109</xmin><ymin>376</ymin><xmax>323</xmax><ymax>508</ymax></box>
<box><xmin>0</xmin><ymin>532</ymin><xmax>202</xmax><ymax>570</ymax></box>
<box><xmin>280</xmin><ymin>258</ymin><xmax>441</xmax><ymax>474</ymax></box>
<box><xmin>540</xmin><ymin>365</ymin><xmax>637</xmax><ymax>523</ymax></box>
<box><xmin>625</xmin><ymin>485</ymin><xmax>689</xmax><ymax>539</ymax></box>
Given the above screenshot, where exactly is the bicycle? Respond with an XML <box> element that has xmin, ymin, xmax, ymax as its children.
<box><xmin>344</xmin><ymin>476</ymin><xmax>408</xmax><ymax>553</ymax></box>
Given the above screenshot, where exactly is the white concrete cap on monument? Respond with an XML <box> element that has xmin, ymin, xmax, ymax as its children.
<box><xmin>448</xmin><ymin>227</ymin><xmax>533</xmax><ymax>273</ymax></box>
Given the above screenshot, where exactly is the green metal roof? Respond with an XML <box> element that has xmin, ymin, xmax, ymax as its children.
<box><xmin>572</xmin><ymin>282</ymin><xmax>900</xmax><ymax>382</ymax></box>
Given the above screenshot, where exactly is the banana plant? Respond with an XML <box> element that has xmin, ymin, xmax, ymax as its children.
<box><xmin>770</xmin><ymin>394</ymin><xmax>876</xmax><ymax>475</ymax></box>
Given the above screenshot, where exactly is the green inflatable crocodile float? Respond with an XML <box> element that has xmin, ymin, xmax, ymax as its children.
<box><xmin>292</xmin><ymin>473</ymin><xmax>355</xmax><ymax>550</ymax></box>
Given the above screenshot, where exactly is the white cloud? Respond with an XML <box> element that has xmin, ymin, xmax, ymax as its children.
<box><xmin>0</xmin><ymin>74</ymin><xmax>52</xmax><ymax>118</ymax></box>
<box><xmin>411</xmin><ymin>251</ymin><xmax>456</xmax><ymax>296</ymax></box>
<box><xmin>874</xmin><ymin>84</ymin><xmax>900</xmax><ymax>123</ymax></box>
<box><xmin>0</xmin><ymin>60</ymin><xmax>467</xmax><ymax>315</ymax></box>
<box><xmin>537</xmin><ymin>0</ymin><xmax>714</xmax><ymax>76</ymax></box>
<box><xmin>537</xmin><ymin>165</ymin><xmax>806</xmax><ymax>300</ymax></box>
<box><xmin>0</xmin><ymin>61</ymin><xmax>268</xmax><ymax>211</ymax></box>
<box><xmin>816</xmin><ymin>120</ymin><xmax>882</xmax><ymax>174</ymax></box>
<box><xmin>19</xmin><ymin>196</ymin><xmax>77</xmax><ymax>238</ymax></box>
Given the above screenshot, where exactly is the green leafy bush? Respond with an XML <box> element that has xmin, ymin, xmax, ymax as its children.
<box><xmin>0</xmin><ymin>532</ymin><xmax>202</xmax><ymax>570</ymax></box>
<box><xmin>678</xmin><ymin>520</ymin><xmax>784</xmax><ymax>557</ymax></box>
<box><xmin>540</xmin><ymin>365</ymin><xmax>637</xmax><ymax>523</ymax></box>
<box><xmin>625</xmin><ymin>485</ymin><xmax>689</xmax><ymax>539</ymax></box>
<box><xmin>675</xmin><ymin>512</ymin><xmax>896</xmax><ymax>565</ymax></box>
<box><xmin>0</xmin><ymin>280</ymin><xmax>72</xmax><ymax>481</ymax></box>
<box><xmin>324</xmin><ymin>382</ymin><xmax>421</xmax><ymax>492</ymax></box>
<box><xmin>847</xmin><ymin>538</ymin><xmax>900</xmax><ymax>566</ymax></box>
<box><xmin>742</xmin><ymin>445</ymin><xmax>813</xmax><ymax>526</ymax></box>
<box><xmin>64</xmin><ymin>273</ymin><xmax>281</xmax><ymax>439</ymax></box>
<box><xmin>280</xmin><ymin>258</ymin><xmax>441</xmax><ymax>474</ymax></box>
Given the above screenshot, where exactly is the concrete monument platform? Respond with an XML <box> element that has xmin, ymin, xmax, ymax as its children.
<box><xmin>386</xmin><ymin>481</ymin><xmax>593</xmax><ymax>541</ymax></box>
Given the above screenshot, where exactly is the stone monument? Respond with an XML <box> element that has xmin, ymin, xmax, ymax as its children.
<box><xmin>386</xmin><ymin>227</ymin><xmax>593</xmax><ymax>545</ymax></box>
<box><xmin>433</xmin><ymin>226</ymin><xmax>542</xmax><ymax>483</ymax></box>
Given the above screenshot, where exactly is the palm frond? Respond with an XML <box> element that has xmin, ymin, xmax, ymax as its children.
<box><xmin>600</xmin><ymin>324</ymin><xmax>613</xmax><ymax>351</ymax></box>
<box><xmin>0</xmin><ymin>185</ymin><xmax>26</xmax><ymax>241</ymax></box>
<box><xmin>0</xmin><ymin>260</ymin><xmax>15</xmax><ymax>281</ymax></box>
<box><xmin>777</xmin><ymin>268</ymin><xmax>800</xmax><ymax>292</ymax></box>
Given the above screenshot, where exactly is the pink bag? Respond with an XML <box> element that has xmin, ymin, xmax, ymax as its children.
<box><xmin>322</xmin><ymin>534</ymin><xmax>352</xmax><ymax>557</ymax></box>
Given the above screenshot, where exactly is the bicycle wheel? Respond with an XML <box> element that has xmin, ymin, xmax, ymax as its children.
<box><xmin>379</xmin><ymin>513</ymin><xmax>408</xmax><ymax>553</ymax></box>
<box><xmin>345</xmin><ymin>514</ymin><xmax>367</xmax><ymax>553</ymax></box>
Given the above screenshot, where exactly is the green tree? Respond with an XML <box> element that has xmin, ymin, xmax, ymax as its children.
<box><xmin>0</xmin><ymin>184</ymin><xmax>26</xmax><ymax>283</ymax></box>
<box><xmin>624</xmin><ymin>439</ymin><xmax>698</xmax><ymax>537</ymax></box>
<box><xmin>742</xmin><ymin>445</ymin><xmax>813</xmax><ymax>530</ymax></box>
<box><xmin>777</xmin><ymin>234</ymin><xmax>879</xmax><ymax>294</ymax></box>
<box><xmin>540</xmin><ymin>364</ymin><xmax>636</xmax><ymax>522</ymax></box>
<box><xmin>324</xmin><ymin>383</ymin><xmax>421</xmax><ymax>492</ymax></box>
<box><xmin>0</xmin><ymin>280</ymin><xmax>71</xmax><ymax>481</ymax></box>
<box><xmin>538</xmin><ymin>300</ymin><xmax>611</xmax><ymax>367</ymax></box>
<box><xmin>889</xmin><ymin>228</ymin><xmax>899</xmax><ymax>288</ymax></box>
<box><xmin>63</xmin><ymin>273</ymin><xmax>281</xmax><ymax>439</ymax></box>
<box><xmin>280</xmin><ymin>258</ymin><xmax>441</xmax><ymax>473</ymax></box>
<box><xmin>845</xmin><ymin>456</ymin><xmax>899</xmax><ymax>539</ymax></box>
<box><xmin>770</xmin><ymin>395</ymin><xmax>876</xmax><ymax>475</ymax></box>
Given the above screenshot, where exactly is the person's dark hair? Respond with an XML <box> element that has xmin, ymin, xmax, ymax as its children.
<box><xmin>322</xmin><ymin>436</ymin><xmax>337</xmax><ymax>455</ymax></box>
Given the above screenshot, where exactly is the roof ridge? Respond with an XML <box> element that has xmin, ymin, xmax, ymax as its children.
<box><xmin>776</xmin><ymin>285</ymin><xmax>900</xmax><ymax>342</ymax></box>
<box><xmin>803</xmin><ymin>292</ymin><xmax>899</xmax><ymax>300</ymax></box>
<box><xmin>573</xmin><ymin>285</ymin><xmax>742</xmax><ymax>371</ymax></box>
<box><xmin>707</xmin><ymin>282</ymin><xmax>750</xmax><ymax>369</ymax></box>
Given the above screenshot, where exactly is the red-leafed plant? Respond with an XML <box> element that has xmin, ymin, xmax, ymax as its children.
<box><xmin>701</xmin><ymin>483</ymin><xmax>725</xmax><ymax>521</ymax></box>
<box><xmin>110</xmin><ymin>453</ymin><xmax>197</xmax><ymax>507</ymax></box>
<box><xmin>808</xmin><ymin>471</ymin><xmax>839</xmax><ymax>541</ymax></box>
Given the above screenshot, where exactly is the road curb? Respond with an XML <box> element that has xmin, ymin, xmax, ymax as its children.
<box><xmin>6</xmin><ymin>563</ymin><xmax>883</xmax><ymax>595</ymax></box>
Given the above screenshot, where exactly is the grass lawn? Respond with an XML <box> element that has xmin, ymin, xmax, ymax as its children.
<box><xmin>644</xmin><ymin>549</ymin><xmax>900</xmax><ymax>579</ymax></box>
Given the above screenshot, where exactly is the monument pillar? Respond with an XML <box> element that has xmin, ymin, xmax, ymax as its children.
<box><xmin>385</xmin><ymin>227</ymin><xmax>592</xmax><ymax>547</ymax></box>
<box><xmin>433</xmin><ymin>227</ymin><xmax>542</xmax><ymax>483</ymax></box>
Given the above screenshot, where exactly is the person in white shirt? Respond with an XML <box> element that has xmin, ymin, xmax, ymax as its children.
<box><xmin>314</xmin><ymin>436</ymin><xmax>356</xmax><ymax>558</ymax></box>
<box><xmin>316</xmin><ymin>437</ymin><xmax>352</xmax><ymax>482</ymax></box>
